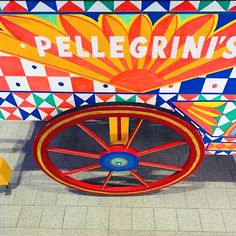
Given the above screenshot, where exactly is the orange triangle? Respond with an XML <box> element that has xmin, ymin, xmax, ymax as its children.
<box><xmin>223</xmin><ymin>95</ymin><xmax>236</xmax><ymax>100</ymax></box>
<box><xmin>179</xmin><ymin>94</ymin><xmax>198</xmax><ymax>100</ymax></box>
<box><xmin>7</xmin><ymin>114</ymin><xmax>22</xmax><ymax>120</ymax></box>
<box><xmin>137</xmin><ymin>94</ymin><xmax>155</xmax><ymax>103</ymax></box>
<box><xmin>96</xmin><ymin>94</ymin><xmax>114</xmax><ymax>102</ymax></box>
<box><xmin>14</xmin><ymin>93</ymin><xmax>35</xmax><ymax>107</ymax></box>
<box><xmin>54</xmin><ymin>94</ymin><xmax>74</xmax><ymax>108</ymax></box>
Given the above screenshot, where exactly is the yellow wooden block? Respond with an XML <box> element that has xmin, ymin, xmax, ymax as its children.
<box><xmin>0</xmin><ymin>157</ymin><xmax>12</xmax><ymax>186</ymax></box>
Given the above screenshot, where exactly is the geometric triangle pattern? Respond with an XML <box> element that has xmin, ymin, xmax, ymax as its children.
<box><xmin>0</xmin><ymin>92</ymin><xmax>158</xmax><ymax>120</ymax></box>
<box><xmin>174</xmin><ymin>101</ymin><xmax>236</xmax><ymax>136</ymax></box>
<box><xmin>0</xmin><ymin>1</ymin><xmax>235</xmax><ymax>12</ymax></box>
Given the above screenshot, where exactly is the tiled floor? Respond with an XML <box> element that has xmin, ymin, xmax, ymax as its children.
<box><xmin>0</xmin><ymin>121</ymin><xmax>236</xmax><ymax>236</ymax></box>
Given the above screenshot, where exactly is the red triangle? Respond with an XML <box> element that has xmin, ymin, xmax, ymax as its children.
<box><xmin>137</xmin><ymin>94</ymin><xmax>155</xmax><ymax>103</ymax></box>
<box><xmin>38</xmin><ymin>108</ymin><xmax>55</xmax><ymax>121</ymax></box>
<box><xmin>179</xmin><ymin>94</ymin><xmax>198</xmax><ymax>100</ymax></box>
<box><xmin>20</xmin><ymin>101</ymin><xmax>35</xmax><ymax>107</ymax></box>
<box><xmin>96</xmin><ymin>94</ymin><xmax>114</xmax><ymax>102</ymax></box>
<box><xmin>7</xmin><ymin>114</ymin><xmax>22</xmax><ymax>120</ymax></box>
<box><xmin>14</xmin><ymin>92</ymin><xmax>31</xmax><ymax>99</ymax></box>
<box><xmin>229</xmin><ymin>6</ymin><xmax>236</xmax><ymax>11</ymax></box>
<box><xmin>58</xmin><ymin>2</ymin><xmax>84</xmax><ymax>12</ymax></box>
<box><xmin>14</xmin><ymin>93</ymin><xmax>35</xmax><ymax>107</ymax></box>
<box><xmin>1</xmin><ymin>107</ymin><xmax>21</xmax><ymax>120</ymax></box>
<box><xmin>115</xmin><ymin>1</ymin><xmax>140</xmax><ymax>12</ymax></box>
<box><xmin>3</xmin><ymin>1</ymin><xmax>27</xmax><ymax>12</ymax></box>
<box><xmin>171</xmin><ymin>1</ymin><xmax>197</xmax><ymax>11</ymax></box>
<box><xmin>38</xmin><ymin>108</ymin><xmax>55</xmax><ymax>114</ymax></box>
<box><xmin>54</xmin><ymin>94</ymin><xmax>75</xmax><ymax>108</ymax></box>
<box><xmin>223</xmin><ymin>95</ymin><xmax>236</xmax><ymax>100</ymax></box>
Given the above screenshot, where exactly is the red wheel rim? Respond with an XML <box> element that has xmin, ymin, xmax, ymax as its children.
<box><xmin>33</xmin><ymin>104</ymin><xmax>205</xmax><ymax>195</ymax></box>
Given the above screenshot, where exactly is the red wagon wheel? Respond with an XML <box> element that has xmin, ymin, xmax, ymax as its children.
<box><xmin>33</xmin><ymin>103</ymin><xmax>204</xmax><ymax>195</ymax></box>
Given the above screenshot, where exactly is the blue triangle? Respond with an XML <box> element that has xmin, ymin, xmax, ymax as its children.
<box><xmin>156</xmin><ymin>96</ymin><xmax>166</xmax><ymax>106</ymax></box>
<box><xmin>86</xmin><ymin>95</ymin><xmax>96</xmax><ymax>104</ymax></box>
<box><xmin>31</xmin><ymin>108</ymin><xmax>42</xmax><ymax>120</ymax></box>
<box><xmin>27</xmin><ymin>0</ymin><xmax>57</xmax><ymax>11</ymax></box>
<box><xmin>141</xmin><ymin>0</ymin><xmax>155</xmax><ymax>11</ymax></box>
<box><xmin>19</xmin><ymin>108</ymin><xmax>30</xmax><ymax>120</ymax></box>
<box><xmin>74</xmin><ymin>94</ymin><xmax>86</xmax><ymax>106</ymax></box>
<box><xmin>203</xmin><ymin>135</ymin><xmax>212</xmax><ymax>144</ymax></box>
<box><xmin>0</xmin><ymin>96</ymin><xmax>4</xmax><ymax>106</ymax></box>
<box><xmin>159</xmin><ymin>1</ymin><xmax>170</xmax><ymax>10</ymax></box>
<box><xmin>6</xmin><ymin>93</ymin><xmax>17</xmax><ymax>107</ymax></box>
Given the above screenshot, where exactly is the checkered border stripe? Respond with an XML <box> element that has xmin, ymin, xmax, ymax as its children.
<box><xmin>1</xmin><ymin>53</ymin><xmax>236</xmax><ymax>96</ymax></box>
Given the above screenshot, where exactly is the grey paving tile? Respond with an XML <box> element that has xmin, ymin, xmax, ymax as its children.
<box><xmin>154</xmin><ymin>208</ymin><xmax>178</xmax><ymax>231</ymax></box>
<box><xmin>18</xmin><ymin>170</ymin><xmax>33</xmax><ymax>185</ymax></box>
<box><xmin>221</xmin><ymin>210</ymin><xmax>236</xmax><ymax>232</ymax></box>
<box><xmin>199</xmin><ymin>209</ymin><xmax>226</xmax><ymax>232</ymax></box>
<box><xmin>63</xmin><ymin>207</ymin><xmax>87</xmax><ymax>229</ymax></box>
<box><xmin>17</xmin><ymin>206</ymin><xmax>43</xmax><ymax>228</ymax></box>
<box><xmin>17</xmin><ymin>122</ymin><xmax>38</xmax><ymax>138</ymax></box>
<box><xmin>40</xmin><ymin>206</ymin><xmax>65</xmax><ymax>229</ymax></box>
<box><xmin>86</xmin><ymin>207</ymin><xmax>109</xmax><ymax>230</ymax></box>
<box><xmin>143</xmin><ymin>193</ymin><xmax>165</xmax><ymax>208</ymax></box>
<box><xmin>132</xmin><ymin>208</ymin><xmax>155</xmax><ymax>230</ymax></box>
<box><xmin>34</xmin><ymin>190</ymin><xmax>58</xmax><ymax>206</ymax></box>
<box><xmin>109</xmin><ymin>230</ymin><xmax>176</xmax><ymax>236</ymax></box>
<box><xmin>226</xmin><ymin>189</ymin><xmax>236</xmax><ymax>208</ymax></box>
<box><xmin>56</xmin><ymin>193</ymin><xmax>78</xmax><ymax>206</ymax></box>
<box><xmin>99</xmin><ymin>196</ymin><xmax>121</xmax><ymax>207</ymax></box>
<box><xmin>206</xmin><ymin>189</ymin><xmax>231</xmax><ymax>209</ymax></box>
<box><xmin>176</xmin><ymin>209</ymin><xmax>202</xmax><ymax>232</ymax></box>
<box><xmin>0</xmin><ymin>228</ymin><xmax>39</xmax><ymax>236</ymax></box>
<box><xmin>36</xmin><ymin>229</ymin><xmax>61</xmax><ymax>236</ymax></box>
<box><xmin>0</xmin><ymin>205</ymin><xmax>21</xmax><ymax>227</ymax></box>
<box><xmin>121</xmin><ymin>196</ymin><xmax>143</xmax><ymax>207</ymax></box>
<box><xmin>0</xmin><ymin>188</ymin><xmax>17</xmax><ymax>204</ymax></box>
<box><xmin>185</xmin><ymin>188</ymin><xmax>209</xmax><ymax>209</ymax></box>
<box><xmin>109</xmin><ymin>207</ymin><xmax>131</xmax><ymax>230</ymax></box>
<box><xmin>13</xmin><ymin>186</ymin><xmax>37</xmax><ymax>205</ymax></box>
<box><xmin>30</xmin><ymin>171</ymin><xmax>55</xmax><ymax>184</ymax></box>
<box><xmin>61</xmin><ymin>229</ymin><xmax>108</xmax><ymax>236</ymax></box>
<box><xmin>77</xmin><ymin>195</ymin><xmax>100</xmax><ymax>206</ymax></box>
<box><xmin>163</xmin><ymin>188</ymin><xmax>187</xmax><ymax>208</ymax></box>
<box><xmin>0</xmin><ymin>121</ymin><xmax>21</xmax><ymax>138</ymax></box>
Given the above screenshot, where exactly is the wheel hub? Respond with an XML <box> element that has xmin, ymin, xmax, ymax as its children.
<box><xmin>99</xmin><ymin>151</ymin><xmax>139</xmax><ymax>171</ymax></box>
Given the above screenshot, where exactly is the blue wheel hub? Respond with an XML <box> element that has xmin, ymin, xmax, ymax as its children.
<box><xmin>99</xmin><ymin>151</ymin><xmax>139</xmax><ymax>171</ymax></box>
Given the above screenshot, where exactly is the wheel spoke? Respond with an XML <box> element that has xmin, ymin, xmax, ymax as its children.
<box><xmin>48</xmin><ymin>147</ymin><xmax>100</xmax><ymax>159</ymax></box>
<box><xmin>137</xmin><ymin>139</ymin><xmax>186</xmax><ymax>157</ymax></box>
<box><xmin>63</xmin><ymin>163</ymin><xmax>101</xmax><ymax>176</ymax></box>
<box><xmin>78</xmin><ymin>123</ymin><xmax>110</xmax><ymax>150</ymax></box>
<box><xmin>140</xmin><ymin>161</ymin><xmax>183</xmax><ymax>171</ymax></box>
<box><xmin>130</xmin><ymin>170</ymin><xmax>149</xmax><ymax>187</ymax></box>
<box><xmin>125</xmin><ymin>119</ymin><xmax>143</xmax><ymax>149</ymax></box>
<box><xmin>101</xmin><ymin>171</ymin><xmax>113</xmax><ymax>190</ymax></box>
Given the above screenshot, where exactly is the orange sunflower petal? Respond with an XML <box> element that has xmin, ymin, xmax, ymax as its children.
<box><xmin>128</xmin><ymin>15</ymin><xmax>152</xmax><ymax>69</ymax></box>
<box><xmin>102</xmin><ymin>14</ymin><xmax>132</xmax><ymax>70</ymax></box>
